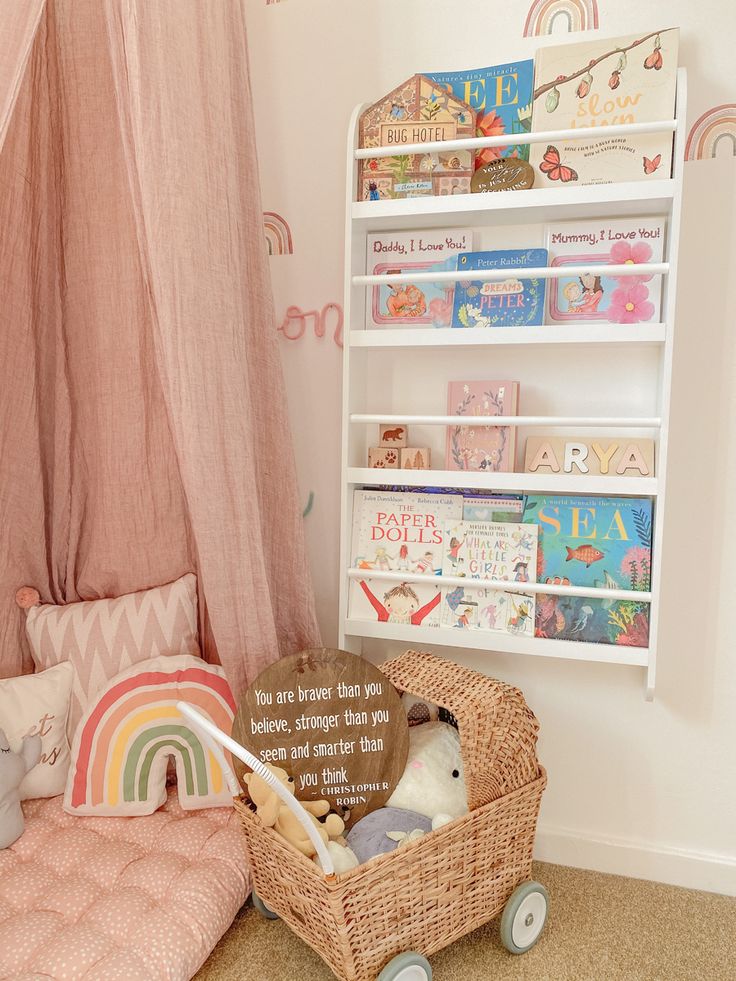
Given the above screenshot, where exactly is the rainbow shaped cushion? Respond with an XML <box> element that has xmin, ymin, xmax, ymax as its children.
<box><xmin>64</xmin><ymin>654</ymin><xmax>237</xmax><ymax>816</ymax></box>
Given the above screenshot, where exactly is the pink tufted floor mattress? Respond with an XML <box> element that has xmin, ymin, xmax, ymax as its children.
<box><xmin>0</xmin><ymin>790</ymin><xmax>250</xmax><ymax>980</ymax></box>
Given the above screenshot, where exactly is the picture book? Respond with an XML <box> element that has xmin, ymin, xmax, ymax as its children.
<box><xmin>426</xmin><ymin>60</ymin><xmax>534</xmax><ymax>165</ymax></box>
<box><xmin>452</xmin><ymin>249</ymin><xmax>548</xmax><ymax>328</ymax></box>
<box><xmin>439</xmin><ymin>519</ymin><xmax>537</xmax><ymax>636</ymax></box>
<box><xmin>522</xmin><ymin>494</ymin><xmax>653</xmax><ymax>647</ymax></box>
<box><xmin>365</xmin><ymin>228</ymin><xmax>473</xmax><ymax>329</ymax></box>
<box><xmin>529</xmin><ymin>29</ymin><xmax>679</xmax><ymax>186</ymax></box>
<box><xmin>446</xmin><ymin>380</ymin><xmax>519</xmax><ymax>473</ymax></box>
<box><xmin>349</xmin><ymin>490</ymin><xmax>463</xmax><ymax>627</ymax></box>
<box><xmin>357</xmin><ymin>74</ymin><xmax>476</xmax><ymax>201</ymax></box>
<box><xmin>546</xmin><ymin>218</ymin><xmax>665</xmax><ymax>323</ymax></box>
<box><xmin>463</xmin><ymin>494</ymin><xmax>525</xmax><ymax>521</ymax></box>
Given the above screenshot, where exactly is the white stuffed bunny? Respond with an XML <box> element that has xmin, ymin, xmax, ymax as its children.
<box><xmin>387</xmin><ymin>721</ymin><xmax>468</xmax><ymax>830</ymax></box>
<box><xmin>0</xmin><ymin>728</ymin><xmax>41</xmax><ymax>849</ymax></box>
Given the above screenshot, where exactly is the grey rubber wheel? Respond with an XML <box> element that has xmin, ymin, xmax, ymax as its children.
<box><xmin>251</xmin><ymin>889</ymin><xmax>279</xmax><ymax>920</ymax></box>
<box><xmin>500</xmin><ymin>880</ymin><xmax>548</xmax><ymax>954</ymax></box>
<box><xmin>377</xmin><ymin>951</ymin><xmax>432</xmax><ymax>981</ymax></box>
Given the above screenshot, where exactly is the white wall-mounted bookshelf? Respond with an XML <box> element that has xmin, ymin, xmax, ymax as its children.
<box><xmin>339</xmin><ymin>68</ymin><xmax>687</xmax><ymax>699</ymax></box>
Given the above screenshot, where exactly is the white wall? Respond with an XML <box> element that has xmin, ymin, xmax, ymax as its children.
<box><xmin>246</xmin><ymin>0</ymin><xmax>736</xmax><ymax>894</ymax></box>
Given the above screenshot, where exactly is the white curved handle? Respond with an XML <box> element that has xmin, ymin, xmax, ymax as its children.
<box><xmin>180</xmin><ymin>708</ymin><xmax>241</xmax><ymax>796</ymax></box>
<box><xmin>176</xmin><ymin>701</ymin><xmax>335</xmax><ymax>877</ymax></box>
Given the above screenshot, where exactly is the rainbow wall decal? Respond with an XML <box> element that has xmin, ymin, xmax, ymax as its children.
<box><xmin>523</xmin><ymin>0</ymin><xmax>599</xmax><ymax>36</ymax></box>
<box><xmin>685</xmin><ymin>104</ymin><xmax>736</xmax><ymax>161</ymax></box>
<box><xmin>263</xmin><ymin>212</ymin><xmax>294</xmax><ymax>256</ymax></box>
<box><xmin>64</xmin><ymin>655</ymin><xmax>237</xmax><ymax>816</ymax></box>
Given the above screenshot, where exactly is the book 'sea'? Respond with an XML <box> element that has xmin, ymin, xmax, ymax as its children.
<box><xmin>523</xmin><ymin>494</ymin><xmax>653</xmax><ymax>647</ymax></box>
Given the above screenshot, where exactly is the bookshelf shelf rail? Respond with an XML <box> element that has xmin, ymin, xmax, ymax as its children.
<box><xmin>347</xmin><ymin>568</ymin><xmax>651</xmax><ymax>604</ymax></box>
<box><xmin>353</xmin><ymin>262</ymin><xmax>668</xmax><ymax>287</ymax></box>
<box><xmin>354</xmin><ymin>119</ymin><xmax>677</xmax><ymax>160</ymax></box>
<box><xmin>350</xmin><ymin>414</ymin><xmax>662</xmax><ymax>428</ymax></box>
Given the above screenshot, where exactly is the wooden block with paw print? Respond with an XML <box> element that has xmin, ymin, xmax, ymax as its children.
<box><xmin>368</xmin><ymin>446</ymin><xmax>400</xmax><ymax>469</ymax></box>
<box><xmin>400</xmin><ymin>448</ymin><xmax>431</xmax><ymax>470</ymax></box>
<box><xmin>379</xmin><ymin>424</ymin><xmax>408</xmax><ymax>447</ymax></box>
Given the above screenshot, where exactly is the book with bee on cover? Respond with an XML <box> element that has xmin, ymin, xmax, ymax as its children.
<box><xmin>425</xmin><ymin>60</ymin><xmax>534</xmax><ymax>166</ymax></box>
<box><xmin>522</xmin><ymin>494</ymin><xmax>653</xmax><ymax>647</ymax></box>
<box><xmin>451</xmin><ymin>249</ymin><xmax>548</xmax><ymax>328</ymax></box>
<box><xmin>445</xmin><ymin>380</ymin><xmax>520</xmax><ymax>473</ymax></box>
<box><xmin>439</xmin><ymin>518</ymin><xmax>538</xmax><ymax>636</ymax></box>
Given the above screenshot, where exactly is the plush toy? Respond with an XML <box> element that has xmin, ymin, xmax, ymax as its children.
<box><xmin>346</xmin><ymin>806</ymin><xmax>432</xmax><ymax>864</ymax></box>
<box><xmin>0</xmin><ymin>728</ymin><xmax>41</xmax><ymax>849</ymax></box>
<box><xmin>345</xmin><ymin>722</ymin><xmax>469</xmax><ymax>865</ymax></box>
<box><xmin>244</xmin><ymin>764</ymin><xmax>359</xmax><ymax>873</ymax></box>
<box><xmin>387</xmin><ymin>721</ymin><xmax>468</xmax><ymax>829</ymax></box>
<box><xmin>401</xmin><ymin>692</ymin><xmax>439</xmax><ymax>727</ymax></box>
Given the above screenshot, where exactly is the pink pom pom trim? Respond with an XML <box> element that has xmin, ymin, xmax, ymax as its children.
<box><xmin>15</xmin><ymin>587</ymin><xmax>41</xmax><ymax>609</ymax></box>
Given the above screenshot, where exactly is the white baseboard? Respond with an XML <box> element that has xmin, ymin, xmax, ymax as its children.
<box><xmin>534</xmin><ymin>824</ymin><xmax>736</xmax><ymax>897</ymax></box>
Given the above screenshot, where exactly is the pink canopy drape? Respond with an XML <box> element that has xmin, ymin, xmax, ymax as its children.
<box><xmin>0</xmin><ymin>0</ymin><xmax>319</xmax><ymax>696</ymax></box>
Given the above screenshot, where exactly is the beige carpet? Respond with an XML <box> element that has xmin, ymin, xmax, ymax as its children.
<box><xmin>197</xmin><ymin>862</ymin><xmax>735</xmax><ymax>981</ymax></box>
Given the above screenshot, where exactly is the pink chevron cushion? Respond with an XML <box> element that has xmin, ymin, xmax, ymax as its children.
<box><xmin>24</xmin><ymin>575</ymin><xmax>200</xmax><ymax>741</ymax></box>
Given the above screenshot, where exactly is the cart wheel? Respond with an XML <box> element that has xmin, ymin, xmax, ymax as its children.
<box><xmin>251</xmin><ymin>889</ymin><xmax>279</xmax><ymax>920</ymax></box>
<box><xmin>500</xmin><ymin>881</ymin><xmax>548</xmax><ymax>954</ymax></box>
<box><xmin>376</xmin><ymin>951</ymin><xmax>432</xmax><ymax>981</ymax></box>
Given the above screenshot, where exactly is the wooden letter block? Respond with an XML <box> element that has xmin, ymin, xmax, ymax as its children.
<box><xmin>524</xmin><ymin>436</ymin><xmax>655</xmax><ymax>477</ymax></box>
<box><xmin>368</xmin><ymin>446</ymin><xmax>400</xmax><ymax>469</ymax></box>
<box><xmin>379</xmin><ymin>424</ymin><xmax>408</xmax><ymax>447</ymax></box>
<box><xmin>400</xmin><ymin>448</ymin><xmax>431</xmax><ymax>470</ymax></box>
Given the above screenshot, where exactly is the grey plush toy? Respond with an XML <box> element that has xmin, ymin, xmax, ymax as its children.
<box><xmin>0</xmin><ymin>727</ymin><xmax>41</xmax><ymax>849</ymax></box>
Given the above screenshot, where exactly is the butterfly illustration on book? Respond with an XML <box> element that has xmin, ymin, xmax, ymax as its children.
<box><xmin>539</xmin><ymin>145</ymin><xmax>578</xmax><ymax>183</ymax></box>
<box><xmin>643</xmin><ymin>153</ymin><xmax>662</xmax><ymax>175</ymax></box>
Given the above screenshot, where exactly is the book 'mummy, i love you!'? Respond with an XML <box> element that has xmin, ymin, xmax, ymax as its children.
<box><xmin>546</xmin><ymin>217</ymin><xmax>666</xmax><ymax>323</ymax></box>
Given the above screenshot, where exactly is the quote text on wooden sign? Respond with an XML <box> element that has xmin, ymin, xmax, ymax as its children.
<box><xmin>234</xmin><ymin>649</ymin><xmax>409</xmax><ymax>823</ymax></box>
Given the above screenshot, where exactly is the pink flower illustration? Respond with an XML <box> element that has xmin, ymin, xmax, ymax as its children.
<box><xmin>608</xmin><ymin>283</ymin><xmax>655</xmax><ymax>324</ymax></box>
<box><xmin>476</xmin><ymin>110</ymin><xmax>506</xmax><ymax>166</ymax></box>
<box><xmin>610</xmin><ymin>240</ymin><xmax>653</xmax><ymax>283</ymax></box>
<box><xmin>621</xmin><ymin>546</ymin><xmax>651</xmax><ymax>587</ymax></box>
<box><xmin>428</xmin><ymin>296</ymin><xmax>453</xmax><ymax>327</ymax></box>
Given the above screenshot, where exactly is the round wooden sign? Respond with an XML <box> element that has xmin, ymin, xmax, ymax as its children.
<box><xmin>233</xmin><ymin>648</ymin><xmax>409</xmax><ymax>825</ymax></box>
<box><xmin>471</xmin><ymin>157</ymin><xmax>535</xmax><ymax>194</ymax></box>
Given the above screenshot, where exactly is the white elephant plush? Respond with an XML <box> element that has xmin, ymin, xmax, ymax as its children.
<box><xmin>0</xmin><ymin>728</ymin><xmax>41</xmax><ymax>849</ymax></box>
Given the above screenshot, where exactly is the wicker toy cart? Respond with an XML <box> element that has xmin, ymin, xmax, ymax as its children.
<box><xmin>232</xmin><ymin>650</ymin><xmax>548</xmax><ymax>981</ymax></box>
